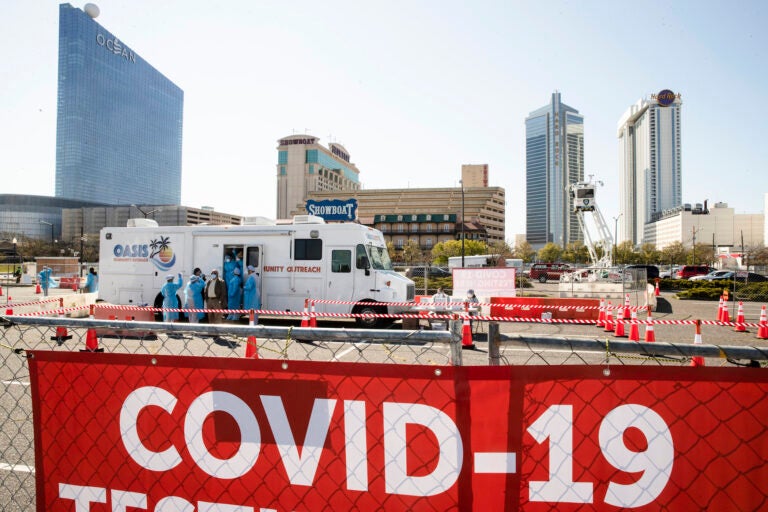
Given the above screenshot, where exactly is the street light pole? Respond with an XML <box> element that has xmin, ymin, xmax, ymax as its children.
<box><xmin>460</xmin><ymin>180</ymin><xmax>465</xmax><ymax>268</ymax></box>
<box><xmin>612</xmin><ymin>213</ymin><xmax>622</xmax><ymax>267</ymax></box>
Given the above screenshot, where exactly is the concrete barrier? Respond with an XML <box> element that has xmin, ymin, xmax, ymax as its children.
<box><xmin>490</xmin><ymin>297</ymin><xmax>600</xmax><ymax>320</ymax></box>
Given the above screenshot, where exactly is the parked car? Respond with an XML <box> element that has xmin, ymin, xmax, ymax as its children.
<box><xmin>659</xmin><ymin>266</ymin><xmax>679</xmax><ymax>279</ymax></box>
<box><xmin>529</xmin><ymin>263</ymin><xmax>573</xmax><ymax>283</ymax></box>
<box><xmin>624</xmin><ymin>264</ymin><xmax>660</xmax><ymax>280</ymax></box>
<box><xmin>689</xmin><ymin>270</ymin><xmax>733</xmax><ymax>282</ymax></box>
<box><xmin>676</xmin><ymin>265</ymin><xmax>714</xmax><ymax>279</ymax></box>
<box><xmin>710</xmin><ymin>271</ymin><xmax>768</xmax><ymax>283</ymax></box>
<box><xmin>405</xmin><ymin>266</ymin><xmax>452</xmax><ymax>278</ymax></box>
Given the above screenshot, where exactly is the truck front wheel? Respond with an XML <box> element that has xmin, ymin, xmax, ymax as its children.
<box><xmin>353</xmin><ymin>302</ymin><xmax>390</xmax><ymax>329</ymax></box>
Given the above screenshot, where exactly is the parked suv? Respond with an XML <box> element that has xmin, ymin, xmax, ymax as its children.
<box><xmin>676</xmin><ymin>265</ymin><xmax>714</xmax><ymax>279</ymax></box>
<box><xmin>529</xmin><ymin>263</ymin><xmax>572</xmax><ymax>283</ymax></box>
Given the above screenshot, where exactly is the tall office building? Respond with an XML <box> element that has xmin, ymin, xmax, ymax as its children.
<box><xmin>276</xmin><ymin>135</ymin><xmax>360</xmax><ymax>219</ymax></box>
<box><xmin>55</xmin><ymin>3</ymin><xmax>183</xmax><ymax>205</ymax></box>
<box><xmin>617</xmin><ymin>91</ymin><xmax>682</xmax><ymax>245</ymax></box>
<box><xmin>525</xmin><ymin>92</ymin><xmax>584</xmax><ymax>249</ymax></box>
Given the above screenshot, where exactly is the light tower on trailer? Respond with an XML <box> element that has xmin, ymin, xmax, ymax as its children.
<box><xmin>569</xmin><ymin>178</ymin><xmax>614</xmax><ymax>268</ymax></box>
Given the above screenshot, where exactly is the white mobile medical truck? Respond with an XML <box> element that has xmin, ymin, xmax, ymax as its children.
<box><xmin>98</xmin><ymin>215</ymin><xmax>415</xmax><ymax>327</ymax></box>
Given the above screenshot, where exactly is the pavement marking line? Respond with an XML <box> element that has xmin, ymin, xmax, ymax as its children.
<box><xmin>1</xmin><ymin>380</ymin><xmax>30</xmax><ymax>386</ymax></box>
<box><xmin>0</xmin><ymin>462</ymin><xmax>35</xmax><ymax>473</ymax></box>
<box><xmin>333</xmin><ymin>342</ymin><xmax>369</xmax><ymax>361</ymax></box>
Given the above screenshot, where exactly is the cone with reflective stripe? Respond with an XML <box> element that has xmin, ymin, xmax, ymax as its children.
<box><xmin>245</xmin><ymin>310</ymin><xmax>259</xmax><ymax>358</ymax></box>
<box><xmin>309</xmin><ymin>300</ymin><xmax>318</xmax><ymax>328</ymax></box>
<box><xmin>757</xmin><ymin>305</ymin><xmax>768</xmax><ymax>340</ymax></box>
<box><xmin>603</xmin><ymin>302</ymin><xmax>614</xmax><ymax>332</ymax></box>
<box><xmin>596</xmin><ymin>298</ymin><xmax>605</xmax><ymax>327</ymax></box>
<box><xmin>644</xmin><ymin>306</ymin><xmax>655</xmax><ymax>342</ymax></box>
<box><xmin>35</xmin><ymin>283</ymin><xmax>41</xmax><ymax>294</ymax></box>
<box><xmin>654</xmin><ymin>279</ymin><xmax>660</xmax><ymax>296</ymax></box>
<box><xmin>716</xmin><ymin>296</ymin><xmax>724</xmax><ymax>322</ymax></box>
<box><xmin>623</xmin><ymin>293</ymin><xmax>631</xmax><ymax>320</ymax></box>
<box><xmin>461</xmin><ymin>314</ymin><xmax>475</xmax><ymax>349</ymax></box>
<box><xmin>300</xmin><ymin>298</ymin><xmax>310</xmax><ymax>327</ymax></box>
<box><xmin>614</xmin><ymin>307</ymin><xmax>626</xmax><ymax>337</ymax></box>
<box><xmin>628</xmin><ymin>310</ymin><xmax>640</xmax><ymax>341</ymax></box>
<box><xmin>691</xmin><ymin>319</ymin><xmax>704</xmax><ymax>367</ymax></box>
<box><xmin>734</xmin><ymin>301</ymin><xmax>747</xmax><ymax>332</ymax></box>
<box><xmin>721</xmin><ymin>299</ymin><xmax>730</xmax><ymax>323</ymax></box>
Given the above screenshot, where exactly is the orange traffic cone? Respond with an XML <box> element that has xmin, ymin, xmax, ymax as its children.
<box><xmin>734</xmin><ymin>301</ymin><xmax>747</xmax><ymax>332</ymax></box>
<box><xmin>461</xmin><ymin>314</ymin><xmax>475</xmax><ymax>349</ymax></box>
<box><xmin>35</xmin><ymin>283</ymin><xmax>41</xmax><ymax>294</ymax></box>
<box><xmin>82</xmin><ymin>329</ymin><xmax>103</xmax><ymax>352</ymax></box>
<box><xmin>596</xmin><ymin>298</ymin><xmax>605</xmax><ymax>327</ymax></box>
<box><xmin>603</xmin><ymin>302</ymin><xmax>614</xmax><ymax>332</ymax></box>
<box><xmin>623</xmin><ymin>294</ymin><xmax>631</xmax><ymax>320</ymax></box>
<box><xmin>628</xmin><ymin>310</ymin><xmax>640</xmax><ymax>341</ymax></box>
<box><xmin>300</xmin><ymin>298</ymin><xmax>310</xmax><ymax>327</ymax></box>
<box><xmin>51</xmin><ymin>311</ymin><xmax>73</xmax><ymax>345</ymax></box>
<box><xmin>52</xmin><ymin>326</ymin><xmax>72</xmax><ymax>345</ymax></box>
<box><xmin>309</xmin><ymin>300</ymin><xmax>318</xmax><ymax>328</ymax></box>
<box><xmin>691</xmin><ymin>319</ymin><xmax>704</xmax><ymax>367</ymax></box>
<box><xmin>245</xmin><ymin>310</ymin><xmax>259</xmax><ymax>358</ymax></box>
<box><xmin>5</xmin><ymin>308</ymin><xmax>12</xmax><ymax>315</ymax></box>
<box><xmin>614</xmin><ymin>308</ymin><xmax>626</xmax><ymax>337</ymax></box>
<box><xmin>0</xmin><ymin>284</ymin><xmax>3</xmax><ymax>296</ymax></box>
<box><xmin>757</xmin><ymin>305</ymin><xmax>768</xmax><ymax>340</ymax></box>
<box><xmin>644</xmin><ymin>306</ymin><xmax>656</xmax><ymax>342</ymax></box>
<box><xmin>654</xmin><ymin>279</ymin><xmax>660</xmax><ymax>296</ymax></box>
<box><xmin>721</xmin><ymin>299</ymin><xmax>730</xmax><ymax>323</ymax></box>
<box><xmin>716</xmin><ymin>296</ymin><xmax>724</xmax><ymax>322</ymax></box>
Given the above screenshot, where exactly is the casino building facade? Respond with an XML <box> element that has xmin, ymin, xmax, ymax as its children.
<box><xmin>276</xmin><ymin>135</ymin><xmax>360</xmax><ymax>219</ymax></box>
<box><xmin>55</xmin><ymin>3</ymin><xmax>183</xmax><ymax>205</ymax></box>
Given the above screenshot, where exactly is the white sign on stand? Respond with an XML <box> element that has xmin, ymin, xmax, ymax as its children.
<box><xmin>452</xmin><ymin>268</ymin><xmax>516</xmax><ymax>298</ymax></box>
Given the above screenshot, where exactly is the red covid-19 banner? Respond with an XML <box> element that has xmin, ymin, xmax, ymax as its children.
<box><xmin>29</xmin><ymin>352</ymin><xmax>768</xmax><ymax>511</ymax></box>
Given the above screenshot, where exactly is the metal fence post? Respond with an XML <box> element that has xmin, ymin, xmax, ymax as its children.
<box><xmin>450</xmin><ymin>314</ymin><xmax>463</xmax><ymax>365</ymax></box>
<box><xmin>488</xmin><ymin>322</ymin><xmax>500</xmax><ymax>366</ymax></box>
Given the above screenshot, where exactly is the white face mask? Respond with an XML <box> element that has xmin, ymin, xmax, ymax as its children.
<box><xmin>211</xmin><ymin>273</ymin><xmax>218</xmax><ymax>279</ymax></box>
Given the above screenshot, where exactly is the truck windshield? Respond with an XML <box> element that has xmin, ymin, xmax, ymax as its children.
<box><xmin>367</xmin><ymin>244</ymin><xmax>393</xmax><ymax>270</ymax></box>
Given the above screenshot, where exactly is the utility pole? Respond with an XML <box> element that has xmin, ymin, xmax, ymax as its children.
<box><xmin>691</xmin><ymin>227</ymin><xmax>696</xmax><ymax>264</ymax></box>
<box><xmin>460</xmin><ymin>180</ymin><xmax>465</xmax><ymax>268</ymax></box>
<box><xmin>741</xmin><ymin>230</ymin><xmax>745</xmax><ymax>270</ymax></box>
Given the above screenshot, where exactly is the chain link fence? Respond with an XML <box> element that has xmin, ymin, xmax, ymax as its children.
<box><xmin>3</xmin><ymin>313</ymin><xmax>768</xmax><ymax>510</ymax></box>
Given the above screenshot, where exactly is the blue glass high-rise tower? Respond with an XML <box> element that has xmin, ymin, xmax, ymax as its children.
<box><xmin>55</xmin><ymin>3</ymin><xmax>183</xmax><ymax>205</ymax></box>
<box><xmin>525</xmin><ymin>92</ymin><xmax>584</xmax><ymax>249</ymax></box>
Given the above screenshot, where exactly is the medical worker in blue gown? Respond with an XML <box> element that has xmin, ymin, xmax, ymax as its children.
<box><xmin>184</xmin><ymin>275</ymin><xmax>205</xmax><ymax>323</ymax></box>
<box><xmin>161</xmin><ymin>273</ymin><xmax>183</xmax><ymax>322</ymax></box>
<box><xmin>226</xmin><ymin>267</ymin><xmax>243</xmax><ymax>320</ymax></box>
<box><xmin>243</xmin><ymin>265</ymin><xmax>261</xmax><ymax>322</ymax></box>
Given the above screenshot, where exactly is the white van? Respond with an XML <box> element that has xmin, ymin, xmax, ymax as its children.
<box><xmin>98</xmin><ymin>216</ymin><xmax>415</xmax><ymax>327</ymax></box>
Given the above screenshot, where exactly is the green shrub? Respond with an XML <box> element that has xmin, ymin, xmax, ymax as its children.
<box><xmin>676</xmin><ymin>287</ymin><xmax>723</xmax><ymax>300</ymax></box>
<box><xmin>734</xmin><ymin>282</ymin><xmax>768</xmax><ymax>303</ymax></box>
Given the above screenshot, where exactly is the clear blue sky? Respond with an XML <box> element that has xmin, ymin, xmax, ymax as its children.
<box><xmin>2</xmin><ymin>0</ymin><xmax>766</xmax><ymax>242</ymax></box>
